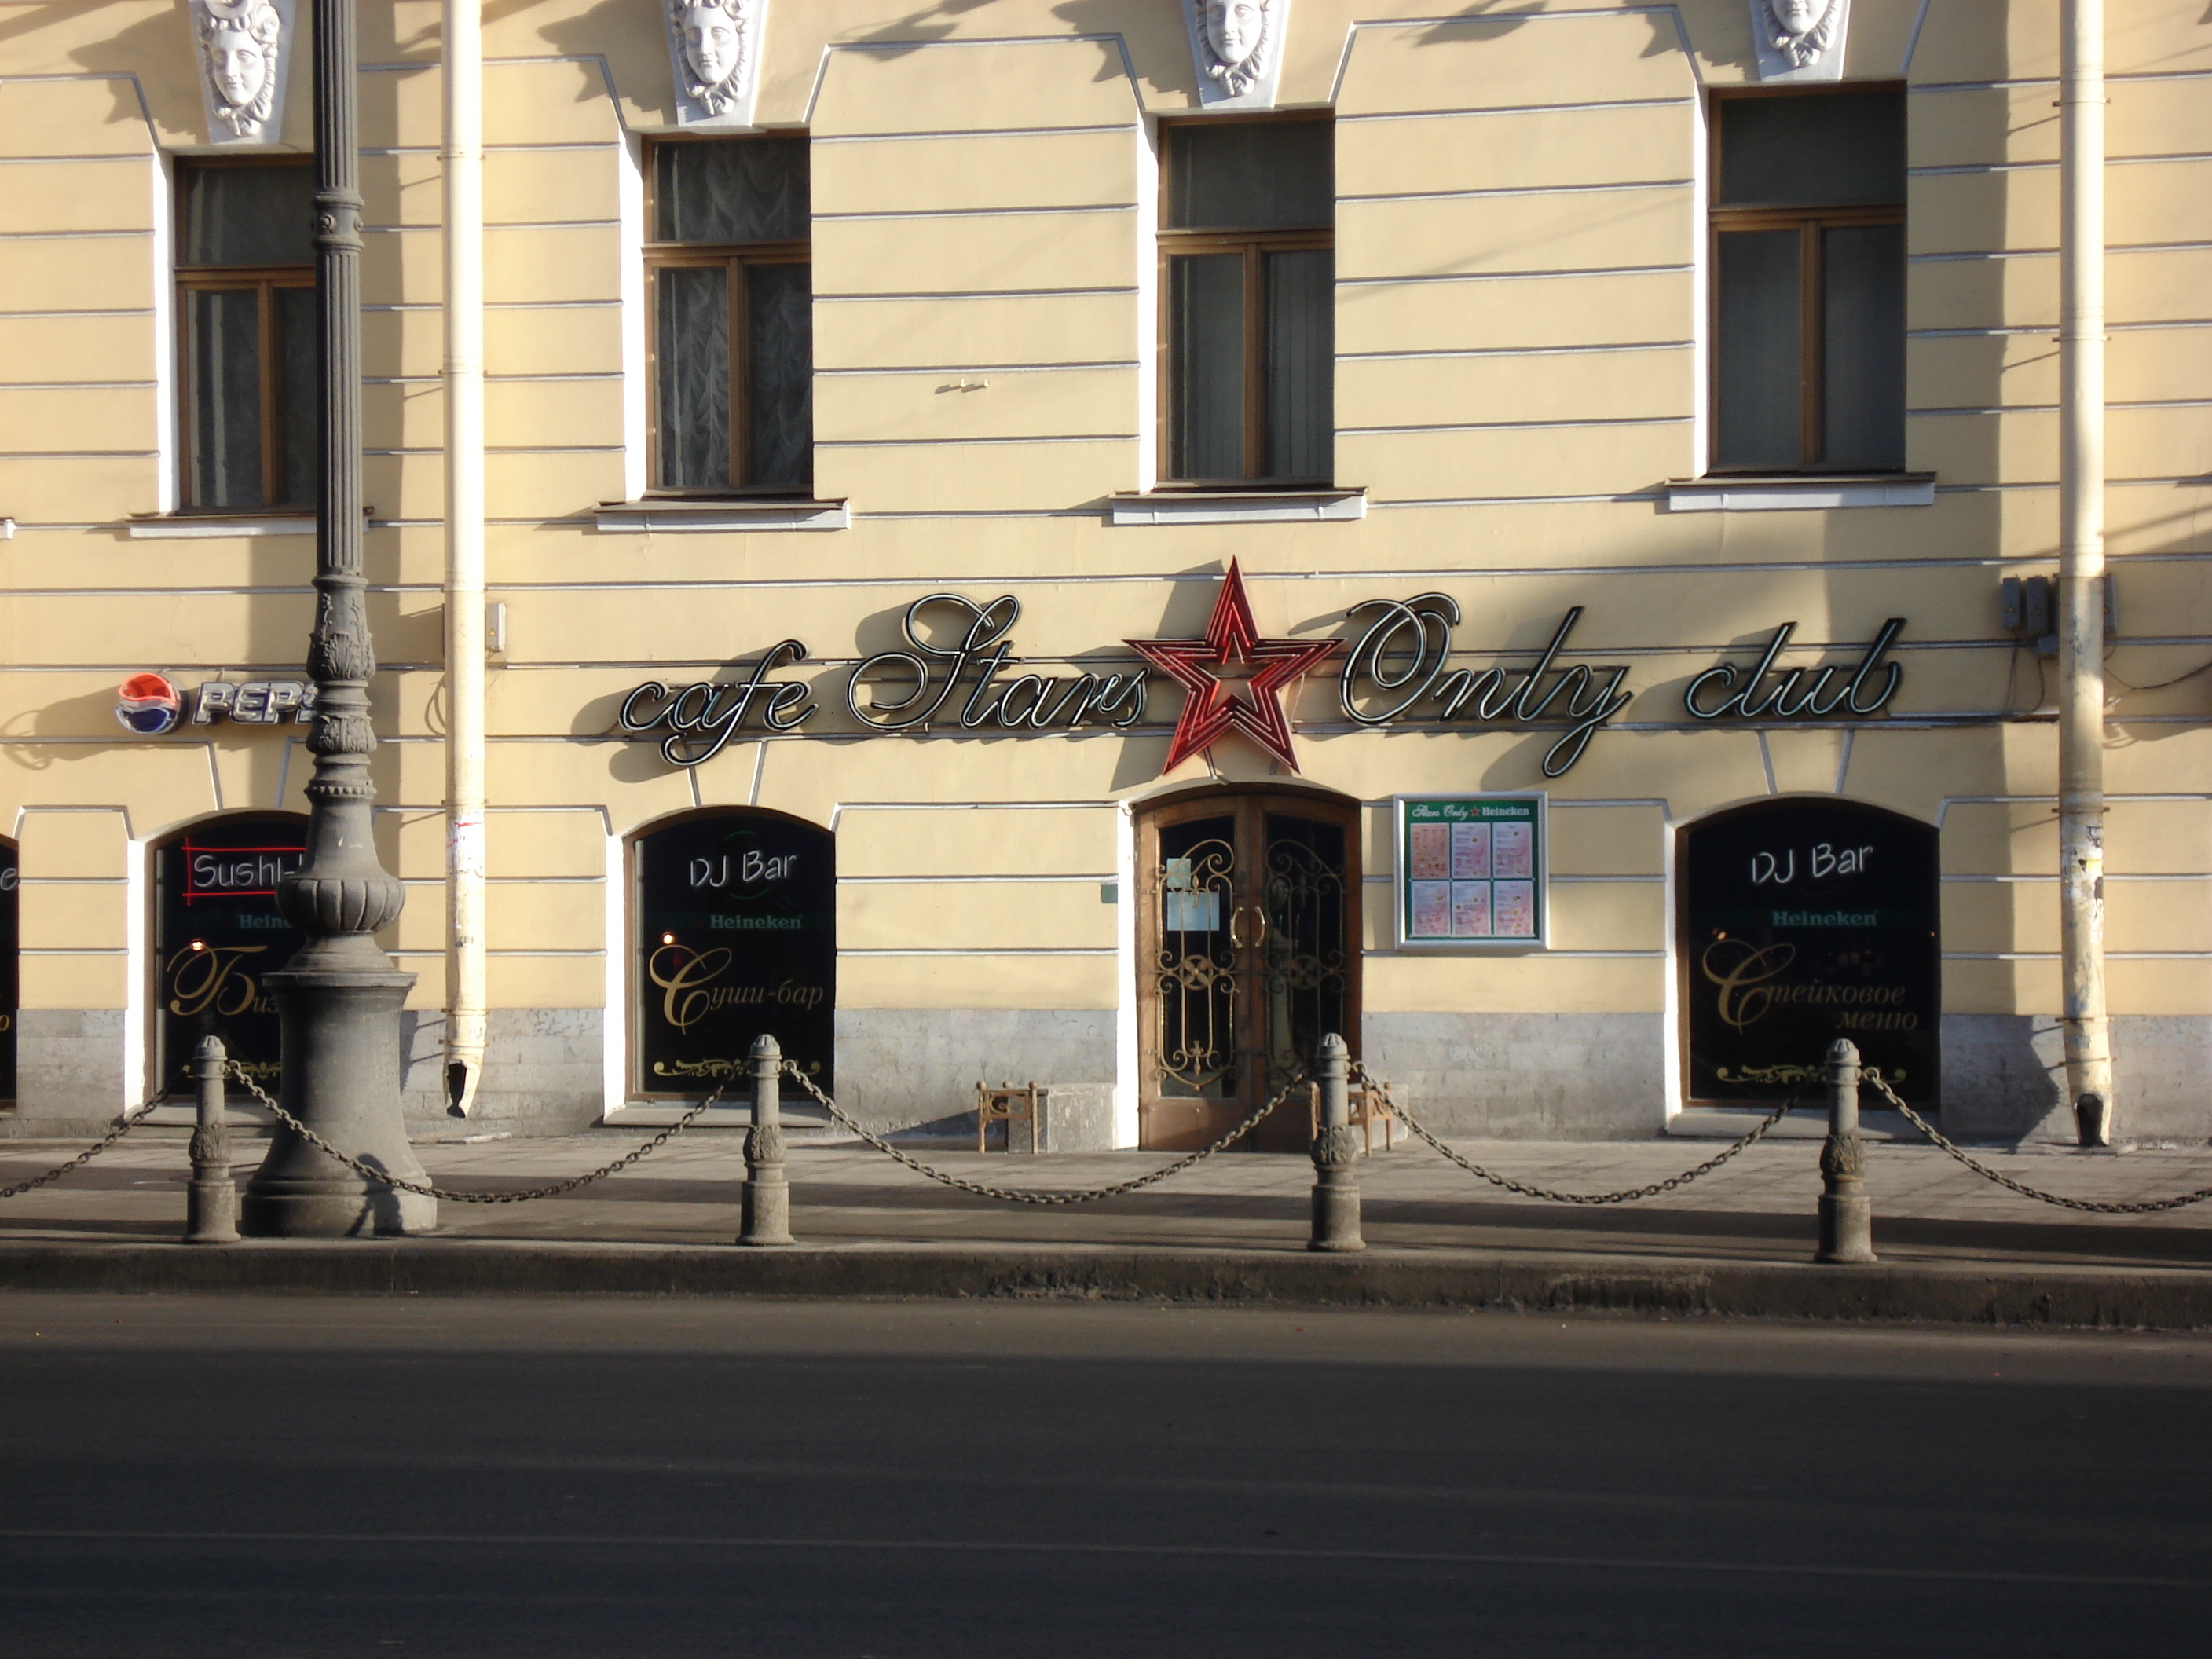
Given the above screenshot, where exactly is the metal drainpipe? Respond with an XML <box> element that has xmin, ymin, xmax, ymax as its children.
<box><xmin>442</xmin><ymin>0</ymin><xmax>488</xmax><ymax>1116</ymax></box>
<box><xmin>2058</xmin><ymin>0</ymin><xmax>2112</xmax><ymax>1146</ymax></box>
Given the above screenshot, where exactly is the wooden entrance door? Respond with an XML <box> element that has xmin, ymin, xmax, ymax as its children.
<box><xmin>1137</xmin><ymin>789</ymin><xmax>1361</xmax><ymax>1150</ymax></box>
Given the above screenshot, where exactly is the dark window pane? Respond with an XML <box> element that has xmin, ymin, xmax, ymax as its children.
<box><xmin>747</xmin><ymin>261</ymin><xmax>813</xmax><ymax>489</ymax></box>
<box><xmin>655</xmin><ymin>139</ymin><xmax>809</xmax><ymax>244</ymax></box>
<box><xmin>656</xmin><ymin>265</ymin><xmax>731</xmax><ymax>488</ymax></box>
<box><xmin>1170</xmin><ymin>254</ymin><xmax>1247</xmax><ymax>479</ymax></box>
<box><xmin>189</xmin><ymin>287</ymin><xmax>264</xmax><ymax>507</ymax></box>
<box><xmin>1718</xmin><ymin>92</ymin><xmax>1906</xmax><ymax>207</ymax></box>
<box><xmin>183</xmin><ymin>164</ymin><xmax>316</xmax><ymax>267</ymax></box>
<box><xmin>274</xmin><ymin>286</ymin><xmax>319</xmax><ymax>507</ymax></box>
<box><xmin>1265</xmin><ymin>248</ymin><xmax>1331</xmax><ymax>479</ymax></box>
<box><xmin>1168</xmin><ymin>120</ymin><xmax>1331</xmax><ymax>231</ymax></box>
<box><xmin>1715</xmin><ymin>229</ymin><xmax>1803</xmax><ymax>469</ymax></box>
<box><xmin>1822</xmin><ymin>222</ymin><xmax>1906</xmax><ymax>469</ymax></box>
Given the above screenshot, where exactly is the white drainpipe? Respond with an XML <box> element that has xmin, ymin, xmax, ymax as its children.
<box><xmin>442</xmin><ymin>0</ymin><xmax>488</xmax><ymax>1115</ymax></box>
<box><xmin>2057</xmin><ymin>0</ymin><xmax>2111</xmax><ymax>1143</ymax></box>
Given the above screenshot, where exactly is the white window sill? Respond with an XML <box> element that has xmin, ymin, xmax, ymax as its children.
<box><xmin>595</xmin><ymin>497</ymin><xmax>850</xmax><ymax>533</ymax></box>
<box><xmin>1664</xmin><ymin>474</ymin><xmax>1935</xmax><ymax>513</ymax></box>
<box><xmin>126</xmin><ymin>513</ymin><xmax>315</xmax><ymax>539</ymax></box>
<box><xmin>1108</xmin><ymin>488</ymin><xmax>1365</xmax><ymax>526</ymax></box>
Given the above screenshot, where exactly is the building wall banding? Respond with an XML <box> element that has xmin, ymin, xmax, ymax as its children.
<box><xmin>0</xmin><ymin>2</ymin><xmax>2208</xmax><ymax>1145</ymax></box>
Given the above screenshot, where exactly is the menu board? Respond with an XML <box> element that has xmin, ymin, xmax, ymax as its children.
<box><xmin>1680</xmin><ymin>800</ymin><xmax>1939</xmax><ymax>1108</ymax></box>
<box><xmin>635</xmin><ymin>812</ymin><xmax>835</xmax><ymax>1097</ymax></box>
<box><xmin>1394</xmin><ymin>795</ymin><xmax>1547</xmax><ymax>949</ymax></box>
<box><xmin>152</xmin><ymin>812</ymin><xmax>309</xmax><ymax>1098</ymax></box>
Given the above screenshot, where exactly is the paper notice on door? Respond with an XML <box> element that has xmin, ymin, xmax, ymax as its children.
<box><xmin>1449</xmin><ymin>821</ymin><xmax>1490</xmax><ymax>880</ymax></box>
<box><xmin>1450</xmin><ymin>881</ymin><xmax>1491</xmax><ymax>937</ymax></box>
<box><xmin>1492</xmin><ymin>822</ymin><xmax>1533</xmax><ymax>879</ymax></box>
<box><xmin>1493</xmin><ymin>880</ymin><xmax>1536</xmax><ymax>938</ymax></box>
<box><xmin>1409</xmin><ymin>822</ymin><xmax>1449</xmax><ymax>881</ymax></box>
<box><xmin>1410</xmin><ymin>880</ymin><xmax>1452</xmax><ymax>937</ymax></box>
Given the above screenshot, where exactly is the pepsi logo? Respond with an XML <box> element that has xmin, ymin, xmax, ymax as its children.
<box><xmin>116</xmin><ymin>672</ymin><xmax>183</xmax><ymax>736</ymax></box>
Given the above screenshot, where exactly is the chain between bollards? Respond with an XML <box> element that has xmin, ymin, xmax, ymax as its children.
<box><xmin>226</xmin><ymin>1060</ymin><xmax>720</xmax><ymax>1203</ymax></box>
<box><xmin>185</xmin><ymin>1036</ymin><xmax>240</xmax><ymax>1243</ymax></box>
<box><xmin>1816</xmin><ymin>1038</ymin><xmax>1877</xmax><ymax>1264</ymax></box>
<box><xmin>1308</xmin><ymin>1034</ymin><xmax>1364</xmax><ymax>1253</ymax></box>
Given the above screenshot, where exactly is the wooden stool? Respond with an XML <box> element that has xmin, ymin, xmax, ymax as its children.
<box><xmin>976</xmin><ymin>1081</ymin><xmax>1040</xmax><ymax>1153</ymax></box>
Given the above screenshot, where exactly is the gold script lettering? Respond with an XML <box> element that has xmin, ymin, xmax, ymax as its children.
<box><xmin>647</xmin><ymin>944</ymin><xmax>735</xmax><ymax>1031</ymax></box>
<box><xmin>1700</xmin><ymin>939</ymin><xmax>1796</xmax><ymax>1030</ymax></box>
<box><xmin>165</xmin><ymin>945</ymin><xmax>267</xmax><ymax>1019</ymax></box>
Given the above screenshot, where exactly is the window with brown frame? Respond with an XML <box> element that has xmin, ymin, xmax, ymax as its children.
<box><xmin>1711</xmin><ymin>88</ymin><xmax>1906</xmax><ymax>473</ymax></box>
<box><xmin>178</xmin><ymin>159</ymin><xmax>317</xmax><ymax>511</ymax></box>
<box><xmin>1159</xmin><ymin>116</ymin><xmax>1333</xmax><ymax>485</ymax></box>
<box><xmin>647</xmin><ymin>137</ymin><xmax>812</xmax><ymax>494</ymax></box>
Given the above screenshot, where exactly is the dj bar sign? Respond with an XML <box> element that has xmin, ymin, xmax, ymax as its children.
<box><xmin>612</xmin><ymin>569</ymin><xmax>1907</xmax><ymax>780</ymax></box>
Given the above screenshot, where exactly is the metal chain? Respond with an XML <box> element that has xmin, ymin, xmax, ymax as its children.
<box><xmin>1350</xmin><ymin>1062</ymin><xmax>1801</xmax><ymax>1205</ymax></box>
<box><xmin>0</xmin><ymin>1104</ymin><xmax>155</xmax><ymax>1200</ymax></box>
<box><xmin>781</xmin><ymin>1061</ymin><xmax>1311</xmax><ymax>1206</ymax></box>
<box><xmin>227</xmin><ymin>1063</ymin><xmax>722</xmax><ymax>1203</ymax></box>
<box><xmin>1865</xmin><ymin>1071</ymin><xmax>2212</xmax><ymax>1214</ymax></box>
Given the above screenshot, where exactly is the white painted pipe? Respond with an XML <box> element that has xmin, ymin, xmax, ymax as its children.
<box><xmin>441</xmin><ymin>0</ymin><xmax>487</xmax><ymax>1115</ymax></box>
<box><xmin>2057</xmin><ymin>0</ymin><xmax>2111</xmax><ymax>1144</ymax></box>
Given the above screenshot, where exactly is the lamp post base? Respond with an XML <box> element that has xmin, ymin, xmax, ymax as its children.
<box><xmin>241</xmin><ymin>969</ymin><xmax>436</xmax><ymax>1237</ymax></box>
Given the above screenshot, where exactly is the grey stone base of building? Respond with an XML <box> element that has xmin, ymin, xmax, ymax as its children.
<box><xmin>4</xmin><ymin>1010</ymin><xmax>128</xmax><ymax>1138</ymax></box>
<box><xmin>1361</xmin><ymin>1013</ymin><xmax>1667</xmax><ymax>1140</ymax></box>
<box><xmin>1941</xmin><ymin>1014</ymin><xmax>2211</xmax><ymax>1145</ymax></box>
<box><xmin>399</xmin><ymin>1008</ymin><xmax>605</xmax><ymax>1136</ymax></box>
<box><xmin>833</xmin><ymin>1009</ymin><xmax>1116</xmax><ymax>1136</ymax></box>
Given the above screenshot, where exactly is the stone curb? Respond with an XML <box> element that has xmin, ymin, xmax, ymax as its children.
<box><xmin>1</xmin><ymin>1240</ymin><xmax>2207</xmax><ymax>1328</ymax></box>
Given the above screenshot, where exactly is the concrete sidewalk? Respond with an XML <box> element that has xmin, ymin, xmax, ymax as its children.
<box><xmin>3</xmin><ymin>1126</ymin><xmax>2210</xmax><ymax>1325</ymax></box>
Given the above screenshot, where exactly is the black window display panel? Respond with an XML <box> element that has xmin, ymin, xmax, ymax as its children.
<box><xmin>635</xmin><ymin>812</ymin><xmax>834</xmax><ymax>1097</ymax></box>
<box><xmin>152</xmin><ymin>813</ymin><xmax>308</xmax><ymax>1099</ymax></box>
<box><xmin>0</xmin><ymin>840</ymin><xmax>16</xmax><ymax>1103</ymax></box>
<box><xmin>1680</xmin><ymin>800</ymin><xmax>1939</xmax><ymax>1109</ymax></box>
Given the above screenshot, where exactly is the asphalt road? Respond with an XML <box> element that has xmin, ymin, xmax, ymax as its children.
<box><xmin>2</xmin><ymin>1295</ymin><xmax>2207</xmax><ymax>1657</ymax></box>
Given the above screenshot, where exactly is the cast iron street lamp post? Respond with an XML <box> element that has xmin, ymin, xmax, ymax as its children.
<box><xmin>240</xmin><ymin>0</ymin><xmax>435</xmax><ymax>1235</ymax></box>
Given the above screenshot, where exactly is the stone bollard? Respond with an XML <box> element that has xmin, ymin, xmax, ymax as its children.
<box><xmin>737</xmin><ymin>1034</ymin><xmax>794</xmax><ymax>1247</ymax></box>
<box><xmin>1815</xmin><ymin>1037</ymin><xmax>1877</xmax><ymax>1265</ymax></box>
<box><xmin>1307</xmin><ymin>1033</ymin><xmax>1364</xmax><ymax>1254</ymax></box>
<box><xmin>185</xmin><ymin>1035</ymin><xmax>240</xmax><ymax>1244</ymax></box>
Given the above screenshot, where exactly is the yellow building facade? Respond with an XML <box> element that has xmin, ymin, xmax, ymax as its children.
<box><xmin>2</xmin><ymin>2</ymin><xmax>2207</xmax><ymax>1145</ymax></box>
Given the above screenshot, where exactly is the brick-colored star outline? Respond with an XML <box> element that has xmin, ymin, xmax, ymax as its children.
<box><xmin>1126</xmin><ymin>560</ymin><xmax>1342</xmax><ymax>775</ymax></box>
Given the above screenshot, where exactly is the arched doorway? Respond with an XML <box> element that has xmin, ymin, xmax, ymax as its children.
<box><xmin>1135</xmin><ymin>786</ymin><xmax>1361</xmax><ymax>1150</ymax></box>
<box><xmin>1679</xmin><ymin>798</ymin><xmax>1939</xmax><ymax>1111</ymax></box>
<box><xmin>149</xmin><ymin>811</ymin><xmax>309</xmax><ymax>1101</ymax></box>
<box><xmin>631</xmin><ymin>808</ymin><xmax>835</xmax><ymax>1100</ymax></box>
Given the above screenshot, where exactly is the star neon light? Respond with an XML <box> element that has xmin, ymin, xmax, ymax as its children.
<box><xmin>1127</xmin><ymin>560</ymin><xmax>1341</xmax><ymax>775</ymax></box>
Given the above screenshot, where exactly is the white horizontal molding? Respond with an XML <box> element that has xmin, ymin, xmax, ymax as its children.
<box><xmin>594</xmin><ymin>498</ymin><xmax>851</xmax><ymax>533</ymax></box>
<box><xmin>1664</xmin><ymin>475</ymin><xmax>1936</xmax><ymax>514</ymax></box>
<box><xmin>1108</xmin><ymin>489</ymin><xmax>1365</xmax><ymax>526</ymax></box>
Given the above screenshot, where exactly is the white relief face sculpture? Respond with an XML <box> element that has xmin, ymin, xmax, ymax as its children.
<box><xmin>195</xmin><ymin>1</ymin><xmax>284</xmax><ymax>139</ymax></box>
<box><xmin>1763</xmin><ymin>0</ymin><xmax>1840</xmax><ymax>68</ymax></box>
<box><xmin>207</xmin><ymin>27</ymin><xmax>268</xmax><ymax>111</ymax></box>
<box><xmin>670</xmin><ymin>0</ymin><xmax>753</xmax><ymax>115</ymax></box>
<box><xmin>1195</xmin><ymin>0</ymin><xmax>1273</xmax><ymax>97</ymax></box>
<box><xmin>1205</xmin><ymin>0</ymin><xmax>1264</xmax><ymax>68</ymax></box>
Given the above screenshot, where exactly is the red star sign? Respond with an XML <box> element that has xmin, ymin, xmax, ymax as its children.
<box><xmin>1127</xmin><ymin>560</ymin><xmax>1342</xmax><ymax>775</ymax></box>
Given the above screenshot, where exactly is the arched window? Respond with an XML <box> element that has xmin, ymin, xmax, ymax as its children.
<box><xmin>1679</xmin><ymin>798</ymin><xmax>1939</xmax><ymax>1111</ymax></box>
<box><xmin>150</xmin><ymin>812</ymin><xmax>308</xmax><ymax>1100</ymax></box>
<box><xmin>632</xmin><ymin>809</ymin><xmax>834</xmax><ymax>1098</ymax></box>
